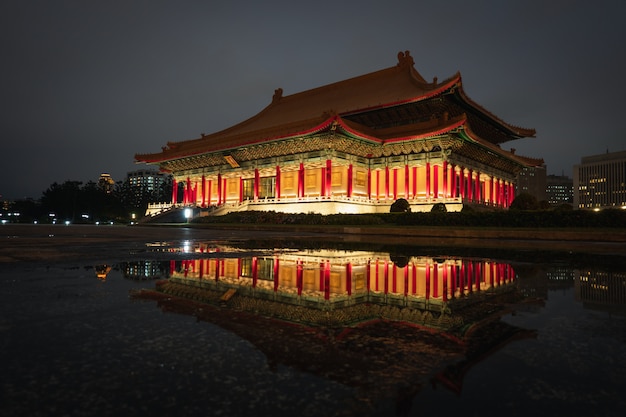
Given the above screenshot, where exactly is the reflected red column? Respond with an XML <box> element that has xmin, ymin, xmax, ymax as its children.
<box><xmin>375</xmin><ymin>259</ymin><xmax>379</xmax><ymax>291</ymax></box>
<box><xmin>199</xmin><ymin>259</ymin><xmax>204</xmax><ymax>279</ymax></box>
<box><xmin>384</xmin><ymin>261</ymin><xmax>389</xmax><ymax>294</ymax></box>
<box><xmin>296</xmin><ymin>259</ymin><xmax>303</xmax><ymax>296</ymax></box>
<box><xmin>404</xmin><ymin>265</ymin><xmax>409</xmax><ymax>297</ymax></box>
<box><xmin>392</xmin><ymin>262</ymin><xmax>397</xmax><ymax>293</ymax></box>
<box><xmin>169</xmin><ymin>260</ymin><xmax>176</xmax><ymax>276</ymax></box>
<box><xmin>442</xmin><ymin>263</ymin><xmax>448</xmax><ymax>302</ymax></box>
<box><xmin>425</xmin><ymin>263</ymin><xmax>431</xmax><ymax>300</ymax></box>
<box><xmin>324</xmin><ymin>260</ymin><xmax>330</xmax><ymax>300</ymax></box>
<box><xmin>252</xmin><ymin>257</ymin><xmax>258</xmax><ymax>288</ymax></box>
<box><xmin>411</xmin><ymin>262</ymin><xmax>417</xmax><ymax>295</ymax></box>
<box><xmin>273</xmin><ymin>258</ymin><xmax>280</xmax><ymax>292</ymax></box>
<box><xmin>432</xmin><ymin>263</ymin><xmax>439</xmax><ymax>298</ymax></box>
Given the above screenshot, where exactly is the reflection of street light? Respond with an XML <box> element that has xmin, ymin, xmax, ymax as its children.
<box><xmin>184</xmin><ymin>208</ymin><xmax>192</xmax><ymax>223</ymax></box>
<box><xmin>131</xmin><ymin>213</ymin><xmax>136</xmax><ymax>225</ymax></box>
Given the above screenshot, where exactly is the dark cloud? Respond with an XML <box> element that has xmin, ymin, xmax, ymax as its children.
<box><xmin>1</xmin><ymin>0</ymin><xmax>625</xmax><ymax>199</ymax></box>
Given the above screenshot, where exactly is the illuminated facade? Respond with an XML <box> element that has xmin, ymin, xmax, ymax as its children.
<box><xmin>574</xmin><ymin>150</ymin><xmax>626</xmax><ymax>209</ymax></box>
<box><xmin>136</xmin><ymin>51</ymin><xmax>541</xmax><ymax>216</ymax></box>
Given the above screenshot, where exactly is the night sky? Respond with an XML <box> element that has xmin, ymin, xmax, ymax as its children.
<box><xmin>2</xmin><ymin>0</ymin><xmax>625</xmax><ymax>200</ymax></box>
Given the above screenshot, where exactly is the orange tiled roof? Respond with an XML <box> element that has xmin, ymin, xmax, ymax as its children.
<box><xmin>136</xmin><ymin>51</ymin><xmax>534</xmax><ymax>164</ymax></box>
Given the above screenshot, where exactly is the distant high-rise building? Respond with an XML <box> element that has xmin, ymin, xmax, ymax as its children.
<box><xmin>127</xmin><ymin>169</ymin><xmax>169</xmax><ymax>202</ymax></box>
<box><xmin>98</xmin><ymin>173</ymin><xmax>115</xmax><ymax>194</ymax></box>
<box><xmin>574</xmin><ymin>150</ymin><xmax>626</xmax><ymax>209</ymax></box>
<box><xmin>546</xmin><ymin>174</ymin><xmax>573</xmax><ymax>206</ymax></box>
<box><xmin>516</xmin><ymin>165</ymin><xmax>547</xmax><ymax>202</ymax></box>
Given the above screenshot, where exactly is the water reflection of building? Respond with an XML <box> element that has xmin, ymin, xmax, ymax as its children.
<box><xmin>164</xmin><ymin>247</ymin><xmax>516</xmax><ymax>315</ymax></box>
<box><xmin>94</xmin><ymin>264</ymin><xmax>112</xmax><ymax>280</ymax></box>
<box><xmin>121</xmin><ymin>260</ymin><xmax>169</xmax><ymax>280</ymax></box>
<box><xmin>133</xmin><ymin>246</ymin><xmax>535</xmax><ymax>407</ymax></box>
<box><xmin>575</xmin><ymin>270</ymin><xmax>626</xmax><ymax>314</ymax></box>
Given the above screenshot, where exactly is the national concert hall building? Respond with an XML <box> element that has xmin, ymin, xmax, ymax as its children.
<box><xmin>135</xmin><ymin>51</ymin><xmax>542</xmax><ymax>216</ymax></box>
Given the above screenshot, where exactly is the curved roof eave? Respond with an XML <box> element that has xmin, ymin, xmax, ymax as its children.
<box><xmin>460</xmin><ymin>124</ymin><xmax>543</xmax><ymax>167</ymax></box>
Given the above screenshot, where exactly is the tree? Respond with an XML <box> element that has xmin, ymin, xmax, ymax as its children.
<box><xmin>510</xmin><ymin>192</ymin><xmax>539</xmax><ymax>210</ymax></box>
<box><xmin>431</xmin><ymin>202</ymin><xmax>447</xmax><ymax>212</ymax></box>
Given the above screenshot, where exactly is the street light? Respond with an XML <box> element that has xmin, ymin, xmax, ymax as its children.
<box><xmin>184</xmin><ymin>208</ymin><xmax>192</xmax><ymax>223</ymax></box>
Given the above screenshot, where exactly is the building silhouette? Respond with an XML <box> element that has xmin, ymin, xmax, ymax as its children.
<box><xmin>516</xmin><ymin>165</ymin><xmax>547</xmax><ymax>203</ymax></box>
<box><xmin>574</xmin><ymin>150</ymin><xmax>626</xmax><ymax>209</ymax></box>
<box><xmin>546</xmin><ymin>174</ymin><xmax>573</xmax><ymax>206</ymax></box>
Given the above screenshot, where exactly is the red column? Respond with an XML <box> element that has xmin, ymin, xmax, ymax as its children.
<box><xmin>367</xmin><ymin>168</ymin><xmax>371</xmax><ymax>199</ymax></box>
<box><xmin>239</xmin><ymin>177</ymin><xmax>243</xmax><ymax>203</ymax></box>
<box><xmin>326</xmin><ymin>159</ymin><xmax>332</xmax><ymax>197</ymax></box>
<box><xmin>222</xmin><ymin>178</ymin><xmax>227</xmax><ymax>204</ymax></box>
<box><xmin>467</xmin><ymin>170</ymin><xmax>473</xmax><ymax>202</ymax></box>
<box><xmin>392</xmin><ymin>168</ymin><xmax>398</xmax><ymax>199</ymax></box>
<box><xmin>171</xmin><ymin>178</ymin><xmax>177</xmax><ymax>204</ymax></box>
<box><xmin>489</xmin><ymin>177</ymin><xmax>494</xmax><ymax>206</ymax></box>
<box><xmin>320</xmin><ymin>167</ymin><xmax>326</xmax><ymax>198</ymax></box>
<box><xmin>275</xmin><ymin>166</ymin><xmax>281</xmax><ymax>200</ymax></box>
<box><xmin>392</xmin><ymin>262</ymin><xmax>397</xmax><ymax>293</ymax></box>
<box><xmin>366</xmin><ymin>260</ymin><xmax>371</xmax><ymax>293</ymax></box>
<box><xmin>207</xmin><ymin>180</ymin><xmax>212</xmax><ymax>206</ymax></box>
<box><xmin>347</xmin><ymin>164</ymin><xmax>353</xmax><ymax>198</ymax></box>
<box><xmin>412</xmin><ymin>167</ymin><xmax>417</xmax><ymax>198</ymax></box>
<box><xmin>346</xmin><ymin>263</ymin><xmax>352</xmax><ymax>296</ymax></box>
<box><xmin>433</xmin><ymin>165</ymin><xmax>439</xmax><ymax>198</ymax></box>
<box><xmin>254</xmin><ymin>168</ymin><xmax>259</xmax><ymax>201</ymax></box>
<box><xmin>474</xmin><ymin>171</ymin><xmax>481</xmax><ymax>203</ymax></box>
<box><xmin>450</xmin><ymin>164</ymin><xmax>456</xmax><ymax>198</ymax></box>
<box><xmin>385</xmin><ymin>166</ymin><xmax>389</xmax><ymax>199</ymax></box>
<box><xmin>201</xmin><ymin>175</ymin><xmax>206</xmax><ymax>207</ymax></box>
<box><xmin>298</xmin><ymin>163</ymin><xmax>304</xmax><ymax>198</ymax></box>
<box><xmin>404</xmin><ymin>164</ymin><xmax>409</xmax><ymax>198</ymax></box>
<box><xmin>426</xmin><ymin>162</ymin><xmax>431</xmax><ymax>198</ymax></box>
<box><xmin>376</xmin><ymin>170</ymin><xmax>380</xmax><ymax>200</ymax></box>
<box><xmin>217</xmin><ymin>173</ymin><xmax>222</xmax><ymax>205</ymax></box>
<box><xmin>443</xmin><ymin>161</ymin><xmax>448</xmax><ymax>198</ymax></box>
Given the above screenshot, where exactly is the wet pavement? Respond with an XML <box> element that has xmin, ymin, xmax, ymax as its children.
<box><xmin>1</xmin><ymin>224</ymin><xmax>626</xmax><ymax>417</ymax></box>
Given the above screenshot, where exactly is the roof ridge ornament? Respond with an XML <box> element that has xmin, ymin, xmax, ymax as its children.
<box><xmin>397</xmin><ymin>50</ymin><xmax>414</xmax><ymax>68</ymax></box>
<box><xmin>272</xmin><ymin>88</ymin><xmax>283</xmax><ymax>103</ymax></box>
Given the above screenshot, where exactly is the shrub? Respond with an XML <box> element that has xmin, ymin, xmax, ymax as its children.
<box><xmin>390</xmin><ymin>198</ymin><xmax>411</xmax><ymax>213</ymax></box>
